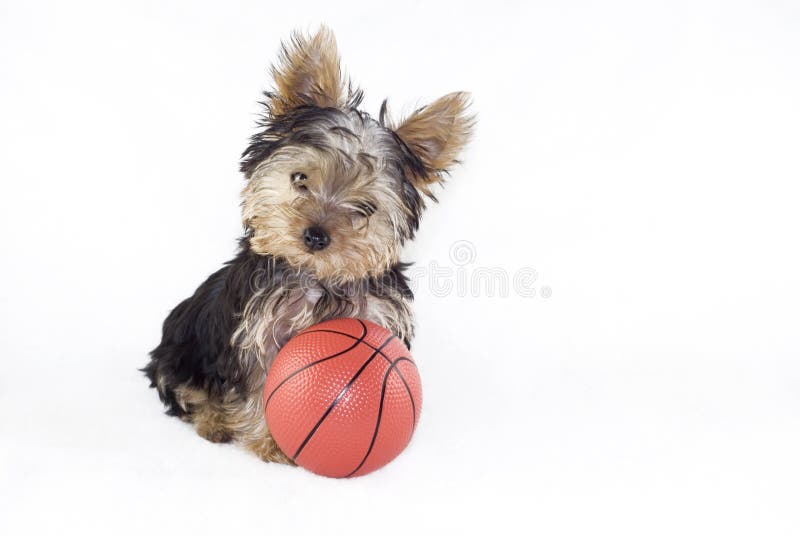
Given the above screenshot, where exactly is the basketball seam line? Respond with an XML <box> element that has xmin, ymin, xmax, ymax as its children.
<box><xmin>291</xmin><ymin>334</ymin><xmax>396</xmax><ymax>463</ymax></box>
<box><xmin>345</xmin><ymin>356</ymin><xmax>417</xmax><ymax>477</ymax></box>
<box><xmin>264</xmin><ymin>320</ymin><xmax>368</xmax><ymax>411</ymax></box>
<box><xmin>388</xmin><ymin>357</ymin><xmax>418</xmax><ymax>432</ymax></box>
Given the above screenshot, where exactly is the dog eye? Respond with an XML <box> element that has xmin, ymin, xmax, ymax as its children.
<box><xmin>291</xmin><ymin>172</ymin><xmax>308</xmax><ymax>191</ymax></box>
<box><xmin>353</xmin><ymin>201</ymin><xmax>377</xmax><ymax>218</ymax></box>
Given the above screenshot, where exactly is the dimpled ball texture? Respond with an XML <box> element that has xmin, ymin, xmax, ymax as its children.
<box><xmin>263</xmin><ymin>318</ymin><xmax>422</xmax><ymax>478</ymax></box>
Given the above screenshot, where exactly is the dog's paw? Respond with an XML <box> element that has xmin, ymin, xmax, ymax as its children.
<box><xmin>196</xmin><ymin>424</ymin><xmax>233</xmax><ymax>444</ymax></box>
<box><xmin>247</xmin><ymin>436</ymin><xmax>296</xmax><ymax>465</ymax></box>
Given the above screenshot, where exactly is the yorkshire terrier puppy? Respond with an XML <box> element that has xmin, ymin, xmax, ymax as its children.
<box><xmin>144</xmin><ymin>27</ymin><xmax>473</xmax><ymax>463</ymax></box>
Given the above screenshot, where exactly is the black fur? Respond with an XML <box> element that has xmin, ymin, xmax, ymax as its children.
<box><xmin>143</xmin><ymin>240</ymin><xmax>265</xmax><ymax>415</ymax></box>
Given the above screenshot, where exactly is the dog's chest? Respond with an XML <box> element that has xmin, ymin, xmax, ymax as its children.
<box><xmin>269</xmin><ymin>285</ymin><xmax>328</xmax><ymax>347</ymax></box>
<box><xmin>241</xmin><ymin>282</ymin><xmax>369</xmax><ymax>370</ymax></box>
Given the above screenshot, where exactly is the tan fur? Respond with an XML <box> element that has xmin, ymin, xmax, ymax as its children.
<box><xmin>268</xmin><ymin>26</ymin><xmax>356</xmax><ymax>117</ymax></box>
<box><xmin>175</xmin><ymin>385</ymin><xmax>292</xmax><ymax>463</ymax></box>
<box><xmin>242</xmin><ymin>137</ymin><xmax>410</xmax><ymax>283</ymax></box>
<box><xmin>393</xmin><ymin>92</ymin><xmax>475</xmax><ymax>192</ymax></box>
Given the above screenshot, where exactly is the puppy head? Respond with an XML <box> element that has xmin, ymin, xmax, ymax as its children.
<box><xmin>241</xmin><ymin>26</ymin><xmax>474</xmax><ymax>282</ymax></box>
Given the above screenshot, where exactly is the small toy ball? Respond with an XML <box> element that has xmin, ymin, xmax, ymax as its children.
<box><xmin>264</xmin><ymin>318</ymin><xmax>422</xmax><ymax>478</ymax></box>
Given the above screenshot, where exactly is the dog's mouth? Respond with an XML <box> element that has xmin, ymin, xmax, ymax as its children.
<box><xmin>289</xmin><ymin>253</ymin><xmax>361</xmax><ymax>284</ymax></box>
<box><xmin>248</xmin><ymin>219</ymin><xmax>396</xmax><ymax>283</ymax></box>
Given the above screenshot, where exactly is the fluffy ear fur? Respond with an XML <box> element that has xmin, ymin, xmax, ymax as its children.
<box><xmin>393</xmin><ymin>92</ymin><xmax>474</xmax><ymax>190</ymax></box>
<box><xmin>267</xmin><ymin>26</ymin><xmax>361</xmax><ymax>117</ymax></box>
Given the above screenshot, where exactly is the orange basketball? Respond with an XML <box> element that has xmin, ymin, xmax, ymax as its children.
<box><xmin>264</xmin><ymin>318</ymin><xmax>422</xmax><ymax>477</ymax></box>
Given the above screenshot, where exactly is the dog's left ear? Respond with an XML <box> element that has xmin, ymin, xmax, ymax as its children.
<box><xmin>393</xmin><ymin>92</ymin><xmax>474</xmax><ymax>193</ymax></box>
<box><xmin>268</xmin><ymin>26</ymin><xmax>360</xmax><ymax>117</ymax></box>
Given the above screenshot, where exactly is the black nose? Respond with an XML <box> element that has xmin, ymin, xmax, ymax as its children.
<box><xmin>303</xmin><ymin>226</ymin><xmax>330</xmax><ymax>251</ymax></box>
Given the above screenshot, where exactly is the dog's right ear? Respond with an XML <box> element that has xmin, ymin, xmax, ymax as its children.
<box><xmin>391</xmin><ymin>92</ymin><xmax>475</xmax><ymax>196</ymax></box>
<box><xmin>266</xmin><ymin>26</ymin><xmax>361</xmax><ymax>117</ymax></box>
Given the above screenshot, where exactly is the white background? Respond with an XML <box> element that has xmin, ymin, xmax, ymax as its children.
<box><xmin>2</xmin><ymin>1</ymin><xmax>799</xmax><ymax>534</ymax></box>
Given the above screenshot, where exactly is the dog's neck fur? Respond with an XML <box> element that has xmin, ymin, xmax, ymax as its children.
<box><xmin>227</xmin><ymin>240</ymin><xmax>414</xmax><ymax>390</ymax></box>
